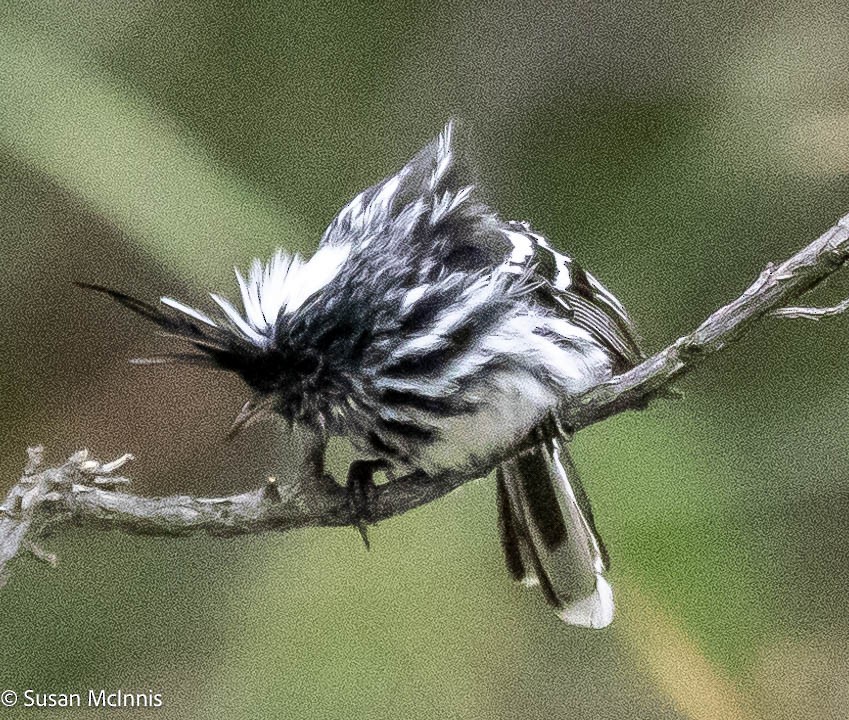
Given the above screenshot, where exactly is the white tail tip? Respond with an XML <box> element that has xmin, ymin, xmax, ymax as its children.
<box><xmin>558</xmin><ymin>576</ymin><xmax>614</xmax><ymax>629</ymax></box>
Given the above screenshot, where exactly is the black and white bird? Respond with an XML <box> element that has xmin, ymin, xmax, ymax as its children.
<box><xmin>81</xmin><ymin>122</ymin><xmax>642</xmax><ymax>628</ymax></box>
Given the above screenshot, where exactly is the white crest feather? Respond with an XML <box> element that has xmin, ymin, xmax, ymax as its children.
<box><xmin>160</xmin><ymin>244</ymin><xmax>351</xmax><ymax>348</ymax></box>
<box><xmin>160</xmin><ymin>297</ymin><xmax>216</xmax><ymax>326</ymax></box>
<box><xmin>431</xmin><ymin>121</ymin><xmax>454</xmax><ymax>190</ymax></box>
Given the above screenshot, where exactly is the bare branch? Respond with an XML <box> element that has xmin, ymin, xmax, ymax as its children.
<box><xmin>771</xmin><ymin>297</ymin><xmax>849</xmax><ymax>319</ymax></box>
<box><xmin>555</xmin><ymin>211</ymin><xmax>849</xmax><ymax>430</ymax></box>
<box><xmin>3</xmin><ymin>212</ymin><xmax>849</xmax><ymax>586</ymax></box>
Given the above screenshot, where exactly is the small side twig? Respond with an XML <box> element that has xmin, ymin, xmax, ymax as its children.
<box><xmin>771</xmin><ymin>297</ymin><xmax>849</xmax><ymax>319</ymax></box>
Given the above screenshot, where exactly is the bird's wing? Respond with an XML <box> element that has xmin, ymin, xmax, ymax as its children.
<box><xmin>499</xmin><ymin>223</ymin><xmax>643</xmax><ymax>371</ymax></box>
<box><xmin>318</xmin><ymin>122</ymin><xmax>642</xmax><ymax>370</ymax></box>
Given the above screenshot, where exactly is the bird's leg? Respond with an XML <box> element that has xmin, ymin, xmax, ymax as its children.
<box><xmin>540</xmin><ymin>410</ymin><xmax>573</xmax><ymax>443</ymax></box>
<box><xmin>346</xmin><ymin>460</ymin><xmax>387</xmax><ymax>550</ymax></box>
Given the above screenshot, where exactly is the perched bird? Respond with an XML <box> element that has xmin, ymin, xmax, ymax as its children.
<box><xmin>81</xmin><ymin>122</ymin><xmax>642</xmax><ymax>628</ymax></box>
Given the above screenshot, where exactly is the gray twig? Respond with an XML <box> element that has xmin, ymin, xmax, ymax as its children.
<box><xmin>771</xmin><ymin>297</ymin><xmax>849</xmax><ymax>319</ymax></box>
<box><xmin>3</xmin><ymin>211</ymin><xmax>849</xmax><ymax>587</ymax></box>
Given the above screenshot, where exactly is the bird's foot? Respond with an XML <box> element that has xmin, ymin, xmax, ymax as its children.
<box><xmin>346</xmin><ymin>460</ymin><xmax>387</xmax><ymax>550</ymax></box>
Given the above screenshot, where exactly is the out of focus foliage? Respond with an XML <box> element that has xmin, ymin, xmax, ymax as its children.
<box><xmin>2</xmin><ymin>2</ymin><xmax>849</xmax><ymax>718</ymax></box>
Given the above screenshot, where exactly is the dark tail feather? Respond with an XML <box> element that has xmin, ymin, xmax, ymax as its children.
<box><xmin>496</xmin><ymin>468</ymin><xmax>527</xmax><ymax>582</ymax></box>
<box><xmin>498</xmin><ymin>439</ymin><xmax>613</xmax><ymax>628</ymax></box>
<box><xmin>556</xmin><ymin>446</ymin><xmax>610</xmax><ymax>569</ymax></box>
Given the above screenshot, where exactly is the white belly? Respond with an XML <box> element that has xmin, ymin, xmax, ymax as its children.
<box><xmin>414</xmin><ymin>367</ymin><xmax>557</xmax><ymax>473</ymax></box>
<box><xmin>347</xmin><ymin>311</ymin><xmax>613</xmax><ymax>474</ymax></box>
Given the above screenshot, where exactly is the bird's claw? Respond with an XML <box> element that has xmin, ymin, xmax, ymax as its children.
<box><xmin>346</xmin><ymin>460</ymin><xmax>386</xmax><ymax>550</ymax></box>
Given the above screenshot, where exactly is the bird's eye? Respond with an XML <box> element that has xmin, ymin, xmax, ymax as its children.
<box><xmin>296</xmin><ymin>351</ymin><xmax>322</xmax><ymax>381</ymax></box>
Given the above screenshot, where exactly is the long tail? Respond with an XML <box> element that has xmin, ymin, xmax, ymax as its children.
<box><xmin>497</xmin><ymin>437</ymin><xmax>613</xmax><ymax>628</ymax></box>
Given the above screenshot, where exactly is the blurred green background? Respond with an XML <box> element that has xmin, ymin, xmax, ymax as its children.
<box><xmin>2</xmin><ymin>1</ymin><xmax>849</xmax><ymax>718</ymax></box>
